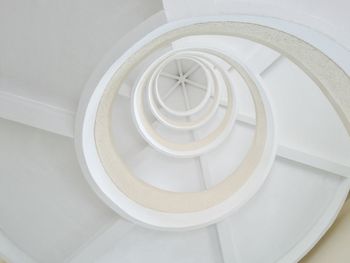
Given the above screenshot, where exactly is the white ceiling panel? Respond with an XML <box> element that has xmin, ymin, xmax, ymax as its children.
<box><xmin>0</xmin><ymin>118</ymin><xmax>118</xmax><ymax>263</ymax></box>
<box><xmin>0</xmin><ymin>0</ymin><xmax>163</xmax><ymax>111</ymax></box>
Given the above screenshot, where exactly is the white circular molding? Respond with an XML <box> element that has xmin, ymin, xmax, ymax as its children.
<box><xmin>148</xmin><ymin>54</ymin><xmax>220</xmax><ymax>131</ymax></box>
<box><xmin>152</xmin><ymin>56</ymin><xmax>212</xmax><ymax>118</ymax></box>
<box><xmin>133</xmin><ymin>49</ymin><xmax>243</xmax><ymax>157</ymax></box>
<box><xmin>75</xmin><ymin>15</ymin><xmax>350</xmax><ymax>241</ymax></box>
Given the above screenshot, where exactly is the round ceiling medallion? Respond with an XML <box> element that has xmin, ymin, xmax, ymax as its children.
<box><xmin>133</xmin><ymin>49</ymin><xmax>241</xmax><ymax>157</ymax></box>
<box><xmin>76</xmin><ymin>17</ymin><xmax>350</xmax><ymax>230</ymax></box>
<box><xmin>153</xmin><ymin>56</ymin><xmax>212</xmax><ymax>118</ymax></box>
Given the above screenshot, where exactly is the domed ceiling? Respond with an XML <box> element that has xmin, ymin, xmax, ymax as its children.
<box><xmin>0</xmin><ymin>1</ymin><xmax>349</xmax><ymax>263</ymax></box>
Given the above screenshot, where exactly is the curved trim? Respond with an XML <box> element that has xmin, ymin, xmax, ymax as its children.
<box><xmin>216</xmin><ymin>2</ymin><xmax>350</xmax><ymax>51</ymax></box>
<box><xmin>279</xmin><ymin>178</ymin><xmax>350</xmax><ymax>263</ymax></box>
<box><xmin>75</xmin><ymin>18</ymin><xmax>349</xmax><ymax>263</ymax></box>
<box><xmin>133</xmin><ymin>49</ymin><xmax>237</xmax><ymax>157</ymax></box>
<box><xmin>154</xmin><ymin>56</ymin><xmax>212</xmax><ymax>117</ymax></box>
<box><xmin>147</xmin><ymin>52</ymin><xmax>220</xmax><ymax>131</ymax></box>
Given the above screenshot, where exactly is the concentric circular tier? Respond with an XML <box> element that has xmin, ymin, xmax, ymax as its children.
<box><xmin>76</xmin><ymin>17</ymin><xmax>350</xmax><ymax>233</ymax></box>
<box><xmin>133</xmin><ymin>49</ymin><xmax>243</xmax><ymax>157</ymax></box>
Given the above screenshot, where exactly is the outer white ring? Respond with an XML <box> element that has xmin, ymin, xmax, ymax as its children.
<box><xmin>97</xmin><ymin>43</ymin><xmax>275</xmax><ymax>214</ymax></box>
<box><xmin>75</xmin><ymin>15</ymin><xmax>349</xmax><ymax>239</ymax></box>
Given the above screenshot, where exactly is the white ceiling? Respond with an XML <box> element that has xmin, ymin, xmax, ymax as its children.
<box><xmin>0</xmin><ymin>0</ymin><xmax>162</xmax><ymax>112</ymax></box>
<box><xmin>0</xmin><ymin>118</ymin><xmax>117</xmax><ymax>262</ymax></box>
<box><xmin>88</xmin><ymin>159</ymin><xmax>345</xmax><ymax>263</ymax></box>
<box><xmin>100</xmin><ymin>28</ymin><xmax>350</xmax><ymax>261</ymax></box>
<box><xmin>0</xmin><ymin>0</ymin><xmax>349</xmax><ymax>263</ymax></box>
<box><xmin>0</xmin><ymin>1</ymin><xmax>163</xmax><ymax>262</ymax></box>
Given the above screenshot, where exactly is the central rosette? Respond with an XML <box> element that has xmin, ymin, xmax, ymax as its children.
<box><xmin>155</xmin><ymin>57</ymin><xmax>211</xmax><ymax>115</ymax></box>
<box><xmin>132</xmin><ymin>49</ymin><xmax>238</xmax><ymax>157</ymax></box>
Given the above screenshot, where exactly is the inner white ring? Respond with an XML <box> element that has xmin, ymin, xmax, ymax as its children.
<box><xmin>154</xmin><ymin>56</ymin><xmax>212</xmax><ymax>117</ymax></box>
<box><xmin>133</xmin><ymin>49</ymin><xmax>238</xmax><ymax>157</ymax></box>
<box><xmin>147</xmin><ymin>50</ymin><xmax>222</xmax><ymax>131</ymax></box>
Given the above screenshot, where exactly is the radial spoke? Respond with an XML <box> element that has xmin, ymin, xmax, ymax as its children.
<box><xmin>176</xmin><ymin>59</ymin><xmax>183</xmax><ymax>76</ymax></box>
<box><xmin>162</xmin><ymin>80</ymin><xmax>181</xmax><ymax>101</ymax></box>
<box><xmin>184</xmin><ymin>64</ymin><xmax>200</xmax><ymax>78</ymax></box>
<box><xmin>277</xmin><ymin>145</ymin><xmax>350</xmax><ymax>178</ymax></box>
<box><xmin>0</xmin><ymin>89</ymin><xmax>75</xmax><ymax>138</ymax></box>
<box><xmin>181</xmin><ymin>82</ymin><xmax>191</xmax><ymax>110</ymax></box>
<box><xmin>160</xmin><ymin>72</ymin><xmax>180</xmax><ymax>80</ymax></box>
<box><xmin>184</xmin><ymin>79</ymin><xmax>207</xmax><ymax>91</ymax></box>
<box><xmin>191</xmin><ymin>128</ymin><xmax>238</xmax><ymax>263</ymax></box>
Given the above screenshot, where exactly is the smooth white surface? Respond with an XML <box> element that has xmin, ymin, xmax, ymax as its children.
<box><xmin>82</xmin><ymin>161</ymin><xmax>348</xmax><ymax>263</ymax></box>
<box><xmin>0</xmin><ymin>0</ymin><xmax>163</xmax><ymax>112</ymax></box>
<box><xmin>0</xmin><ymin>118</ymin><xmax>117</xmax><ymax>263</ymax></box>
<box><xmin>0</xmin><ymin>3</ymin><xmax>349</xmax><ymax>262</ymax></box>
<box><xmin>263</xmin><ymin>57</ymin><xmax>350</xmax><ymax>166</ymax></box>
<box><xmin>95</xmin><ymin>225</ymin><xmax>223</xmax><ymax>263</ymax></box>
<box><xmin>228</xmin><ymin>158</ymin><xmax>347</xmax><ymax>263</ymax></box>
<box><xmin>67</xmin><ymin>219</ymin><xmax>135</xmax><ymax>263</ymax></box>
<box><xmin>0</xmin><ymin>230</ymin><xmax>37</xmax><ymax>263</ymax></box>
<box><xmin>126</xmin><ymin>146</ymin><xmax>203</xmax><ymax>192</ymax></box>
